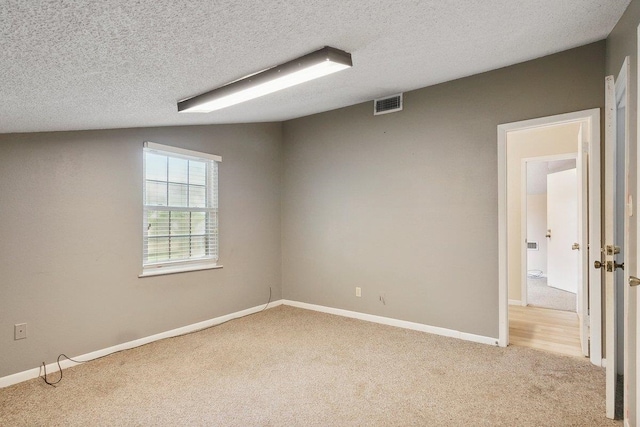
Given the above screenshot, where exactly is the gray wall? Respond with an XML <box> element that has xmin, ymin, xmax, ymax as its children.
<box><xmin>0</xmin><ymin>38</ymin><xmax>614</xmax><ymax>379</ymax></box>
<box><xmin>0</xmin><ymin>124</ymin><xmax>282</xmax><ymax>377</ymax></box>
<box><xmin>282</xmin><ymin>42</ymin><xmax>605</xmax><ymax>338</ymax></box>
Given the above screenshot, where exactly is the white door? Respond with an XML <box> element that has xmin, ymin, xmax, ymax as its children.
<box><xmin>633</xmin><ymin>28</ymin><xmax>640</xmax><ymax>427</ymax></box>
<box><xmin>604</xmin><ymin>73</ymin><xmax>618</xmax><ymax>420</ymax></box>
<box><xmin>613</xmin><ymin>53</ymin><xmax>635</xmax><ymax>427</ymax></box>
<box><xmin>596</xmin><ymin>76</ymin><xmax>618</xmax><ymax>418</ymax></box>
<box><xmin>617</xmin><ymin>60</ymin><xmax>631</xmax><ymax>424</ymax></box>
<box><xmin>546</xmin><ymin>169</ymin><xmax>579</xmax><ymax>295</ymax></box>
<box><xmin>577</xmin><ymin>132</ymin><xmax>590</xmax><ymax>358</ymax></box>
<box><xmin>604</xmin><ymin>64</ymin><xmax>631</xmax><ymax>419</ymax></box>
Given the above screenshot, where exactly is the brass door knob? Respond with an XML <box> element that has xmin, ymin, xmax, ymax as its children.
<box><xmin>615</xmin><ymin>261</ymin><xmax>624</xmax><ymax>271</ymax></box>
<box><xmin>629</xmin><ymin>276</ymin><xmax>640</xmax><ymax>287</ymax></box>
<box><xmin>594</xmin><ymin>260</ymin><xmax>604</xmax><ymax>269</ymax></box>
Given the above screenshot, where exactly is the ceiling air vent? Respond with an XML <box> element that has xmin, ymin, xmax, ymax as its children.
<box><xmin>374</xmin><ymin>93</ymin><xmax>403</xmax><ymax>115</ymax></box>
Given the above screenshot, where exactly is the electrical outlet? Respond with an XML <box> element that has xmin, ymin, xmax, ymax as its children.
<box><xmin>356</xmin><ymin>287</ymin><xmax>361</xmax><ymax>297</ymax></box>
<box><xmin>14</xmin><ymin>323</ymin><xmax>27</xmax><ymax>340</ymax></box>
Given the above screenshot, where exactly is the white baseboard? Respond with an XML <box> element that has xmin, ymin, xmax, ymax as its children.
<box><xmin>2</xmin><ymin>298</ymin><xmax>499</xmax><ymax>388</ymax></box>
<box><xmin>508</xmin><ymin>299</ymin><xmax>522</xmax><ymax>306</ymax></box>
<box><xmin>0</xmin><ymin>299</ymin><xmax>284</xmax><ymax>389</ymax></box>
<box><xmin>282</xmin><ymin>300</ymin><xmax>499</xmax><ymax>346</ymax></box>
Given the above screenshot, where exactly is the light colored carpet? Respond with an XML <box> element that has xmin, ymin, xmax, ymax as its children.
<box><xmin>0</xmin><ymin>305</ymin><xmax>620</xmax><ymax>426</ymax></box>
<box><xmin>528</xmin><ymin>276</ymin><xmax>576</xmax><ymax>312</ymax></box>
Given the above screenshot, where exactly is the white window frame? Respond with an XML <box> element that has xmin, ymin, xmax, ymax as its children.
<box><xmin>139</xmin><ymin>141</ymin><xmax>222</xmax><ymax>277</ymax></box>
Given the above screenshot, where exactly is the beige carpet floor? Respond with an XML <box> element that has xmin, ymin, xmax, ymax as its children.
<box><xmin>528</xmin><ymin>276</ymin><xmax>577</xmax><ymax>312</ymax></box>
<box><xmin>0</xmin><ymin>306</ymin><xmax>620</xmax><ymax>426</ymax></box>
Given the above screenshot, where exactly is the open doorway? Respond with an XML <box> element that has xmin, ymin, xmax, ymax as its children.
<box><xmin>524</xmin><ymin>157</ymin><xmax>578</xmax><ymax>313</ymax></box>
<box><xmin>505</xmin><ymin>123</ymin><xmax>583</xmax><ymax>357</ymax></box>
<box><xmin>497</xmin><ymin>108</ymin><xmax>602</xmax><ymax>365</ymax></box>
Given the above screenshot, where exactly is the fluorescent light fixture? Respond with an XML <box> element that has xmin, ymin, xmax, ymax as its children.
<box><xmin>178</xmin><ymin>46</ymin><xmax>352</xmax><ymax>113</ymax></box>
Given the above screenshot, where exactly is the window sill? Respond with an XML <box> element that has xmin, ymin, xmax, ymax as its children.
<box><xmin>139</xmin><ymin>263</ymin><xmax>223</xmax><ymax>278</ymax></box>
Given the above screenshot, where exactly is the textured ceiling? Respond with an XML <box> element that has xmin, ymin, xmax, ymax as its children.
<box><xmin>0</xmin><ymin>0</ymin><xmax>631</xmax><ymax>134</ymax></box>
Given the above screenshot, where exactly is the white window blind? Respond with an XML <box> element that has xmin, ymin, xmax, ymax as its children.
<box><xmin>142</xmin><ymin>142</ymin><xmax>221</xmax><ymax>275</ymax></box>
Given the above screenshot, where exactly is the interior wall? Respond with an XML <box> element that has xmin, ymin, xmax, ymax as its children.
<box><xmin>0</xmin><ymin>123</ymin><xmax>283</xmax><ymax>378</ymax></box>
<box><xmin>526</xmin><ymin>194</ymin><xmax>547</xmax><ymax>275</ymax></box>
<box><xmin>506</xmin><ymin>124</ymin><xmax>580</xmax><ymax>302</ymax></box>
<box><xmin>0</xmin><ymin>40</ymin><xmax>612</xmax><ymax>380</ymax></box>
<box><xmin>282</xmin><ymin>42</ymin><xmax>605</xmax><ymax>339</ymax></box>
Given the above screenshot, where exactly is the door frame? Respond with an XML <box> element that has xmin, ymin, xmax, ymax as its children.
<box><xmin>520</xmin><ymin>153</ymin><xmax>579</xmax><ymax>308</ymax></box>
<box><xmin>498</xmin><ymin>108</ymin><xmax>601</xmax><ymax>366</ymax></box>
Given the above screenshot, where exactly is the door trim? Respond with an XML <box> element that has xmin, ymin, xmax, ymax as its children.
<box><xmin>497</xmin><ymin>109</ymin><xmax>601</xmax><ymax>364</ymax></box>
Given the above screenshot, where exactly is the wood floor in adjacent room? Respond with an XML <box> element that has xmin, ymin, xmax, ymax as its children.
<box><xmin>509</xmin><ymin>304</ymin><xmax>583</xmax><ymax>358</ymax></box>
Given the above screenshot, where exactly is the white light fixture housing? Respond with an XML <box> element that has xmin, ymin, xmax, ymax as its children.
<box><xmin>178</xmin><ymin>46</ymin><xmax>353</xmax><ymax>113</ymax></box>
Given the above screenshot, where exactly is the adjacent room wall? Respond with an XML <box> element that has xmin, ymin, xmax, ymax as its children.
<box><xmin>506</xmin><ymin>124</ymin><xmax>580</xmax><ymax>302</ymax></box>
<box><xmin>526</xmin><ymin>194</ymin><xmax>547</xmax><ymax>275</ymax></box>
<box><xmin>0</xmin><ymin>124</ymin><xmax>282</xmax><ymax>378</ymax></box>
<box><xmin>282</xmin><ymin>42</ymin><xmax>604</xmax><ymax>339</ymax></box>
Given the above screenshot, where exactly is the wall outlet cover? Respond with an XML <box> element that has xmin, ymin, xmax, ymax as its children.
<box><xmin>14</xmin><ymin>323</ymin><xmax>27</xmax><ymax>340</ymax></box>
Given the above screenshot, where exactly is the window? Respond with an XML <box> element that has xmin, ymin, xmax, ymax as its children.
<box><xmin>141</xmin><ymin>142</ymin><xmax>221</xmax><ymax>276</ymax></box>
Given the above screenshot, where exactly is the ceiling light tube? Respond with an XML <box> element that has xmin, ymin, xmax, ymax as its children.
<box><xmin>178</xmin><ymin>46</ymin><xmax>352</xmax><ymax>113</ymax></box>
